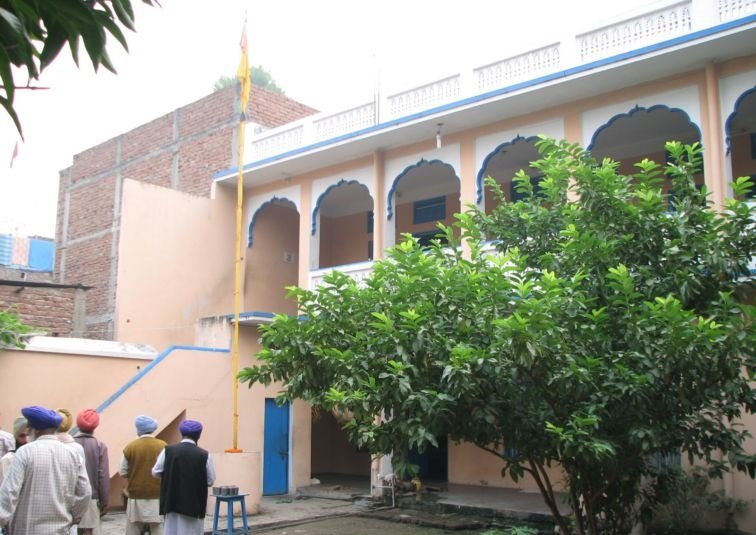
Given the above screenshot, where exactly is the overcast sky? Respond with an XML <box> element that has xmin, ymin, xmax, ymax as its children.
<box><xmin>0</xmin><ymin>0</ymin><xmax>657</xmax><ymax>237</ymax></box>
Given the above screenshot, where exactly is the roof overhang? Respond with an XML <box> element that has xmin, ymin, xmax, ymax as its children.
<box><xmin>214</xmin><ymin>17</ymin><xmax>756</xmax><ymax>188</ymax></box>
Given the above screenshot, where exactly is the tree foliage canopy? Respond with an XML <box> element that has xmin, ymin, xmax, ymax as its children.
<box><xmin>214</xmin><ymin>65</ymin><xmax>284</xmax><ymax>95</ymax></box>
<box><xmin>239</xmin><ymin>138</ymin><xmax>755</xmax><ymax>534</ymax></box>
<box><xmin>0</xmin><ymin>0</ymin><xmax>157</xmax><ymax>136</ymax></box>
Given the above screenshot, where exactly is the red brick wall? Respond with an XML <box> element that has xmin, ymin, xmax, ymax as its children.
<box><xmin>67</xmin><ymin>175</ymin><xmax>117</xmax><ymax>241</ymax></box>
<box><xmin>62</xmin><ymin>233</ymin><xmax>112</xmax><ymax>318</ymax></box>
<box><xmin>70</xmin><ymin>140</ymin><xmax>118</xmax><ymax>184</ymax></box>
<box><xmin>55</xmin><ymin>85</ymin><xmax>317</xmax><ymax>341</ymax></box>
<box><xmin>0</xmin><ymin>285</ymin><xmax>82</xmax><ymax>337</ymax></box>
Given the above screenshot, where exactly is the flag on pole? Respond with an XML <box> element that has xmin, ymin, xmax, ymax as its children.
<box><xmin>9</xmin><ymin>141</ymin><xmax>19</xmax><ymax>168</ymax></box>
<box><xmin>237</xmin><ymin>25</ymin><xmax>250</xmax><ymax>121</ymax></box>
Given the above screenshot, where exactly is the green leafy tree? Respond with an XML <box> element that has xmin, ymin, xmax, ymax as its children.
<box><xmin>239</xmin><ymin>138</ymin><xmax>755</xmax><ymax>535</ymax></box>
<box><xmin>213</xmin><ymin>65</ymin><xmax>284</xmax><ymax>94</ymax></box>
<box><xmin>0</xmin><ymin>308</ymin><xmax>29</xmax><ymax>348</ymax></box>
<box><xmin>0</xmin><ymin>0</ymin><xmax>158</xmax><ymax>135</ymax></box>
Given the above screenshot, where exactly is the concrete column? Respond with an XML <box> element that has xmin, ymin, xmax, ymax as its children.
<box><xmin>310</xmin><ymin>213</ymin><xmax>320</xmax><ymax>270</ymax></box>
<box><xmin>564</xmin><ymin>108</ymin><xmax>583</xmax><ymax>202</ymax></box>
<box><xmin>564</xmin><ymin>108</ymin><xmax>582</xmax><ymax>145</ymax></box>
<box><xmin>702</xmin><ymin>62</ymin><xmax>727</xmax><ymax>209</ymax></box>
<box><xmin>372</xmin><ymin>151</ymin><xmax>385</xmax><ymax>260</ymax></box>
<box><xmin>298</xmin><ymin>181</ymin><xmax>312</xmax><ymax>291</ymax></box>
<box><xmin>459</xmin><ymin>134</ymin><xmax>477</xmax><ymax>258</ymax></box>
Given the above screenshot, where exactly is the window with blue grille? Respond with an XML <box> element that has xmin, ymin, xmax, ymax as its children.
<box><xmin>510</xmin><ymin>176</ymin><xmax>543</xmax><ymax>202</ymax></box>
<box><xmin>413</xmin><ymin>196</ymin><xmax>446</xmax><ymax>224</ymax></box>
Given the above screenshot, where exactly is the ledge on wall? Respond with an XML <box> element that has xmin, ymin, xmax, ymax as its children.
<box><xmin>19</xmin><ymin>336</ymin><xmax>157</xmax><ymax>360</ymax></box>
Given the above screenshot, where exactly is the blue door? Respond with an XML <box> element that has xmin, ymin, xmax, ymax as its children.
<box><xmin>263</xmin><ymin>399</ymin><xmax>289</xmax><ymax>495</ymax></box>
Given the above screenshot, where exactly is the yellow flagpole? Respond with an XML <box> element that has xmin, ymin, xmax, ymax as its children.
<box><xmin>227</xmin><ymin>21</ymin><xmax>250</xmax><ymax>454</ymax></box>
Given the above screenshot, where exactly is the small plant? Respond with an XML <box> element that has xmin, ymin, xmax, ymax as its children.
<box><xmin>650</xmin><ymin>467</ymin><xmax>750</xmax><ymax>534</ymax></box>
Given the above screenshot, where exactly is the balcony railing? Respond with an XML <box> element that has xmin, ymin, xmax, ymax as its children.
<box><xmin>309</xmin><ymin>260</ymin><xmax>375</xmax><ymax>290</ymax></box>
<box><xmin>248</xmin><ymin>0</ymin><xmax>753</xmax><ymax>164</ymax></box>
<box><xmin>307</xmin><ymin>243</ymin><xmax>506</xmax><ymax>290</ymax></box>
<box><xmin>576</xmin><ymin>1</ymin><xmax>692</xmax><ymax>63</ymax></box>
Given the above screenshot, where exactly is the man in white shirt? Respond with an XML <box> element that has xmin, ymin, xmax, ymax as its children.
<box><xmin>0</xmin><ymin>406</ymin><xmax>91</xmax><ymax>535</ymax></box>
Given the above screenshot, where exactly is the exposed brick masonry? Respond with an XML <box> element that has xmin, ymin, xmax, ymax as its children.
<box><xmin>0</xmin><ymin>283</ymin><xmax>84</xmax><ymax>337</ymax></box>
<box><xmin>55</xmin><ymin>85</ymin><xmax>317</xmax><ymax>340</ymax></box>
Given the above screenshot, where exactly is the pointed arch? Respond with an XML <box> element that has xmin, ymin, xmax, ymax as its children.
<box><xmin>587</xmin><ymin>104</ymin><xmax>701</xmax><ymax>152</ymax></box>
<box><xmin>724</xmin><ymin>85</ymin><xmax>756</xmax><ymax>155</ymax></box>
<box><xmin>248</xmin><ymin>197</ymin><xmax>297</xmax><ymax>247</ymax></box>
<box><xmin>386</xmin><ymin>159</ymin><xmax>459</xmax><ymax>221</ymax></box>
<box><xmin>476</xmin><ymin>135</ymin><xmax>540</xmax><ymax>204</ymax></box>
<box><xmin>311</xmin><ymin>179</ymin><xmax>372</xmax><ymax>235</ymax></box>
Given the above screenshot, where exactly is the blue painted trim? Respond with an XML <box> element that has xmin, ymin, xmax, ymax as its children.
<box><xmin>212</xmin><ymin>14</ymin><xmax>756</xmax><ymax>182</ymax></box>
<box><xmin>387</xmin><ymin>159</ymin><xmax>459</xmax><ymax>221</ymax></box>
<box><xmin>225</xmin><ymin>310</ymin><xmax>276</xmax><ymax>320</ymax></box>
<box><xmin>248</xmin><ymin>196</ymin><xmax>297</xmax><ymax>247</ymax></box>
<box><xmin>724</xmin><ymin>85</ymin><xmax>756</xmax><ymax>154</ymax></box>
<box><xmin>587</xmin><ymin>104</ymin><xmax>702</xmax><ymax>151</ymax></box>
<box><xmin>95</xmin><ymin>345</ymin><xmax>230</xmax><ymax>414</ymax></box>
<box><xmin>311</xmin><ymin>179</ymin><xmax>372</xmax><ymax>235</ymax></box>
<box><xmin>476</xmin><ymin>135</ymin><xmax>539</xmax><ymax>204</ymax></box>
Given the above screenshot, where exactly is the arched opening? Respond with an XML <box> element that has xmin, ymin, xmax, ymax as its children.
<box><xmin>477</xmin><ymin>136</ymin><xmax>541</xmax><ymax>213</ymax></box>
<box><xmin>312</xmin><ymin>180</ymin><xmax>374</xmax><ymax>269</ymax></box>
<box><xmin>246</xmin><ymin>198</ymin><xmax>299</xmax><ymax>316</ymax></box>
<box><xmin>388</xmin><ymin>159</ymin><xmax>460</xmax><ymax>247</ymax></box>
<box><xmin>589</xmin><ymin>105</ymin><xmax>703</xmax><ymax>197</ymax></box>
<box><xmin>725</xmin><ymin>87</ymin><xmax>756</xmax><ymax>200</ymax></box>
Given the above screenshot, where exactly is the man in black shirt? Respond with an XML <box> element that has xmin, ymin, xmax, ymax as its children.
<box><xmin>151</xmin><ymin>420</ymin><xmax>215</xmax><ymax>535</ymax></box>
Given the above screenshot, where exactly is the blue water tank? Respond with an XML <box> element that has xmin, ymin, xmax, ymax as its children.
<box><xmin>28</xmin><ymin>238</ymin><xmax>54</xmax><ymax>271</ymax></box>
<box><xmin>0</xmin><ymin>234</ymin><xmax>12</xmax><ymax>266</ymax></box>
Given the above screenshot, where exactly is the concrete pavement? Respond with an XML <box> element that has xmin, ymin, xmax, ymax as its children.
<box><xmin>100</xmin><ymin>496</ymin><xmax>365</xmax><ymax>535</ymax></box>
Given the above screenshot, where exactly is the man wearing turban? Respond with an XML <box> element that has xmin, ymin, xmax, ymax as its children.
<box><xmin>73</xmin><ymin>409</ymin><xmax>109</xmax><ymax>535</ymax></box>
<box><xmin>56</xmin><ymin>409</ymin><xmax>85</xmax><ymax>462</ymax></box>
<box><xmin>120</xmin><ymin>415</ymin><xmax>166</xmax><ymax>535</ymax></box>
<box><xmin>151</xmin><ymin>419</ymin><xmax>216</xmax><ymax>535</ymax></box>
<box><xmin>0</xmin><ymin>418</ymin><xmax>29</xmax><ymax>486</ymax></box>
<box><xmin>0</xmin><ymin>406</ymin><xmax>91</xmax><ymax>534</ymax></box>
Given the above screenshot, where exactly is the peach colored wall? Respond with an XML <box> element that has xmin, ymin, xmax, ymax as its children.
<box><xmin>91</xmin><ymin>340</ymin><xmax>269</xmax><ymax>515</ymax></box>
<box><xmin>319</xmin><ymin>211</ymin><xmax>372</xmax><ymax>268</ymax></box>
<box><xmin>241</xmin><ymin>326</ymin><xmax>313</xmax><ymax>494</ymax></box>
<box><xmin>0</xmin><ymin>349</ymin><xmax>149</xmax><ymax>427</ymax></box>
<box><xmin>0</xmin><ymin>348</ymin><xmax>164</xmax><ymax>509</ymax></box>
<box><xmin>116</xmin><ymin>180</ymin><xmax>236</xmax><ymax>349</ymax></box>
<box><xmin>245</xmin><ymin>203</ymin><xmax>299</xmax><ymax>316</ymax></box>
<box><xmin>311</xmin><ymin>412</ymin><xmax>371</xmax><ymax>475</ymax></box>
<box><xmin>448</xmin><ymin>440</ymin><xmax>565</xmax><ymax>491</ymax></box>
<box><xmin>1</xmin><ymin>337</ymin><xmax>277</xmax><ymax>514</ymax></box>
<box><xmin>395</xmin><ymin>193</ymin><xmax>461</xmax><ymax>243</ymax></box>
<box><xmin>730</xmin><ymin>133</ymin><xmax>756</xmax><ymax>181</ymax></box>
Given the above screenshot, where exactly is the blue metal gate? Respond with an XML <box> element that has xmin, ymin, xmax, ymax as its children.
<box><xmin>263</xmin><ymin>399</ymin><xmax>290</xmax><ymax>495</ymax></box>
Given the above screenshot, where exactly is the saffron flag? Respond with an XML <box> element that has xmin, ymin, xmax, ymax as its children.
<box><xmin>9</xmin><ymin>141</ymin><xmax>18</xmax><ymax>168</ymax></box>
<box><xmin>237</xmin><ymin>26</ymin><xmax>250</xmax><ymax>121</ymax></box>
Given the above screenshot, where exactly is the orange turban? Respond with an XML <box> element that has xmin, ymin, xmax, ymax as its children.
<box><xmin>76</xmin><ymin>408</ymin><xmax>100</xmax><ymax>432</ymax></box>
